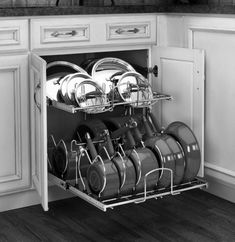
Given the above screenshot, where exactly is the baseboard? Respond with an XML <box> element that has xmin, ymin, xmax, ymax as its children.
<box><xmin>204</xmin><ymin>163</ymin><xmax>235</xmax><ymax>203</ymax></box>
<box><xmin>0</xmin><ymin>186</ymin><xmax>74</xmax><ymax>213</ymax></box>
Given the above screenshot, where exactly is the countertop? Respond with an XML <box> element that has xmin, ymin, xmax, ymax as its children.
<box><xmin>1</xmin><ymin>4</ymin><xmax>235</xmax><ymax>17</ymax></box>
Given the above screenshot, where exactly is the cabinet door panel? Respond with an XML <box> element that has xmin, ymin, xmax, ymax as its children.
<box><xmin>30</xmin><ymin>53</ymin><xmax>48</xmax><ymax>211</ymax></box>
<box><xmin>152</xmin><ymin>46</ymin><xmax>205</xmax><ymax>177</ymax></box>
<box><xmin>0</xmin><ymin>55</ymin><xmax>30</xmax><ymax>194</ymax></box>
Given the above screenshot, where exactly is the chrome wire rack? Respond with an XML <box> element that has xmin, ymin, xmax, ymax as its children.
<box><xmin>49</xmin><ymin>173</ymin><xmax>208</xmax><ymax>212</ymax></box>
<box><xmin>48</xmin><ymin>92</ymin><xmax>173</xmax><ymax>114</ymax></box>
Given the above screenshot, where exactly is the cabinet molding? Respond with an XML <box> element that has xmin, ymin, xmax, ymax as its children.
<box><xmin>0</xmin><ymin>19</ymin><xmax>28</xmax><ymax>52</ymax></box>
<box><xmin>0</xmin><ymin>27</ymin><xmax>20</xmax><ymax>46</ymax></box>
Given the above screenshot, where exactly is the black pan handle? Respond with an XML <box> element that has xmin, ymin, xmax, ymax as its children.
<box><xmin>85</xmin><ymin>133</ymin><xmax>98</xmax><ymax>160</ymax></box>
<box><xmin>110</xmin><ymin>126</ymin><xmax>130</xmax><ymax>139</ymax></box>
<box><xmin>132</xmin><ymin>125</ymin><xmax>143</xmax><ymax>143</ymax></box>
<box><xmin>148</xmin><ymin>112</ymin><xmax>161</xmax><ymax>133</ymax></box>
<box><xmin>143</xmin><ymin>116</ymin><xmax>154</xmax><ymax>138</ymax></box>
<box><xmin>103</xmin><ymin>130</ymin><xmax>115</xmax><ymax>157</ymax></box>
<box><xmin>126</xmin><ymin>129</ymin><xmax>136</xmax><ymax>149</ymax></box>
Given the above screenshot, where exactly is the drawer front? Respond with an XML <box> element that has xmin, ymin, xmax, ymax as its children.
<box><xmin>40</xmin><ymin>25</ymin><xmax>89</xmax><ymax>44</ymax></box>
<box><xmin>104</xmin><ymin>15</ymin><xmax>156</xmax><ymax>45</ymax></box>
<box><xmin>31</xmin><ymin>18</ymin><xmax>91</xmax><ymax>50</ymax></box>
<box><xmin>0</xmin><ymin>19</ymin><xmax>28</xmax><ymax>52</ymax></box>
<box><xmin>107</xmin><ymin>22</ymin><xmax>151</xmax><ymax>40</ymax></box>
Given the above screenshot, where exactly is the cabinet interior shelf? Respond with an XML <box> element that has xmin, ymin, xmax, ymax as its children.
<box><xmin>48</xmin><ymin>93</ymin><xmax>173</xmax><ymax>114</ymax></box>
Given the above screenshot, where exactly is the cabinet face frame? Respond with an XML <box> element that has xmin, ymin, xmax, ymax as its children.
<box><xmin>31</xmin><ymin>43</ymin><xmax>204</xmax><ymax>211</ymax></box>
<box><xmin>30</xmin><ymin>53</ymin><xmax>48</xmax><ymax>211</ymax></box>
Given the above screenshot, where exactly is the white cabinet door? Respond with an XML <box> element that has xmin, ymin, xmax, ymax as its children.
<box><xmin>152</xmin><ymin>46</ymin><xmax>205</xmax><ymax>177</ymax></box>
<box><xmin>30</xmin><ymin>53</ymin><xmax>48</xmax><ymax>211</ymax></box>
<box><xmin>0</xmin><ymin>55</ymin><xmax>30</xmax><ymax>194</ymax></box>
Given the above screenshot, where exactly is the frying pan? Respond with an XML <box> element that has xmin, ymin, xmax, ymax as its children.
<box><xmin>85</xmin><ymin>132</ymin><xmax>120</xmax><ymax>200</ymax></box>
<box><xmin>102</xmin><ymin>130</ymin><xmax>136</xmax><ymax>196</ymax></box>
<box><xmin>147</xmin><ymin>112</ymin><xmax>201</xmax><ymax>182</ymax></box>
<box><xmin>51</xmin><ymin>139</ymin><xmax>78</xmax><ymax>181</ymax></box>
<box><xmin>142</xmin><ymin>116</ymin><xmax>176</xmax><ymax>188</ymax></box>
<box><xmin>146</xmin><ymin>112</ymin><xmax>185</xmax><ymax>185</ymax></box>
<box><xmin>164</xmin><ymin>121</ymin><xmax>201</xmax><ymax>182</ymax></box>
<box><xmin>103</xmin><ymin>117</ymin><xmax>159</xmax><ymax>193</ymax></box>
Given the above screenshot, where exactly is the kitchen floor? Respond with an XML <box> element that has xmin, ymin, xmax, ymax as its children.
<box><xmin>0</xmin><ymin>189</ymin><xmax>234</xmax><ymax>242</ymax></box>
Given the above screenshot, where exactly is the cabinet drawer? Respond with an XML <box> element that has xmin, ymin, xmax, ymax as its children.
<box><xmin>104</xmin><ymin>15</ymin><xmax>156</xmax><ymax>45</ymax></box>
<box><xmin>31</xmin><ymin>18</ymin><xmax>90</xmax><ymax>50</ymax></box>
<box><xmin>0</xmin><ymin>19</ymin><xmax>28</xmax><ymax>52</ymax></box>
<box><xmin>107</xmin><ymin>22</ymin><xmax>150</xmax><ymax>40</ymax></box>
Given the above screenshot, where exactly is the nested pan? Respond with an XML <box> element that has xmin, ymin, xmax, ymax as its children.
<box><xmin>147</xmin><ymin>113</ymin><xmax>185</xmax><ymax>185</ymax></box>
<box><xmin>51</xmin><ymin>139</ymin><xmax>77</xmax><ymax>181</ymax></box>
<box><xmin>104</xmin><ymin>117</ymin><xmax>159</xmax><ymax>193</ymax></box>
<box><xmin>85</xmin><ymin>133</ymin><xmax>120</xmax><ymax>200</ymax></box>
<box><xmin>142</xmin><ymin>116</ymin><xmax>176</xmax><ymax>188</ymax></box>
<box><xmin>164</xmin><ymin>121</ymin><xmax>201</xmax><ymax>182</ymax></box>
<box><xmin>77</xmin><ymin>119</ymin><xmax>136</xmax><ymax>196</ymax></box>
<box><xmin>103</xmin><ymin>130</ymin><xmax>136</xmax><ymax>196</ymax></box>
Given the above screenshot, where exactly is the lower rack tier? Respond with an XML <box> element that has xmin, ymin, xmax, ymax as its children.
<box><xmin>49</xmin><ymin>173</ymin><xmax>208</xmax><ymax>212</ymax></box>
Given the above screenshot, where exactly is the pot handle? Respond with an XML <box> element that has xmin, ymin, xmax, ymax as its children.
<box><xmin>85</xmin><ymin>133</ymin><xmax>98</xmax><ymax>161</ymax></box>
<box><xmin>110</xmin><ymin>126</ymin><xmax>130</xmax><ymax>139</ymax></box>
<box><xmin>148</xmin><ymin>112</ymin><xmax>161</xmax><ymax>133</ymax></box>
<box><xmin>126</xmin><ymin>129</ymin><xmax>136</xmax><ymax>149</ymax></box>
<box><xmin>143</xmin><ymin>116</ymin><xmax>154</xmax><ymax>138</ymax></box>
<box><xmin>103</xmin><ymin>130</ymin><xmax>115</xmax><ymax>157</ymax></box>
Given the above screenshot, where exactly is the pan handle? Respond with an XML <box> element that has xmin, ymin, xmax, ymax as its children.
<box><xmin>103</xmin><ymin>130</ymin><xmax>115</xmax><ymax>157</ymax></box>
<box><xmin>126</xmin><ymin>129</ymin><xmax>136</xmax><ymax>149</ymax></box>
<box><xmin>143</xmin><ymin>116</ymin><xmax>154</xmax><ymax>138</ymax></box>
<box><xmin>85</xmin><ymin>133</ymin><xmax>98</xmax><ymax>161</ymax></box>
<box><xmin>148</xmin><ymin>112</ymin><xmax>161</xmax><ymax>133</ymax></box>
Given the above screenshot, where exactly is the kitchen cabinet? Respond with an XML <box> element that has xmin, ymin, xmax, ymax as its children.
<box><xmin>0</xmin><ymin>14</ymin><xmax>207</xmax><ymax>212</ymax></box>
<box><xmin>29</xmin><ymin>21</ymin><xmax>205</xmax><ymax>210</ymax></box>
<box><xmin>0</xmin><ymin>54</ymin><xmax>31</xmax><ymax>195</ymax></box>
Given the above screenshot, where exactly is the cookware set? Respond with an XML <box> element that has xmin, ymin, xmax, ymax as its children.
<box><xmin>48</xmin><ymin>113</ymin><xmax>201</xmax><ymax>201</ymax></box>
<box><xmin>47</xmin><ymin>58</ymin><xmax>202</xmax><ymax>204</ymax></box>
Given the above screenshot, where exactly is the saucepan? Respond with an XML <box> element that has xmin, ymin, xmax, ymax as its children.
<box><xmin>85</xmin><ymin>132</ymin><xmax>120</xmax><ymax>200</ymax></box>
<box><xmin>146</xmin><ymin>112</ymin><xmax>201</xmax><ymax>182</ymax></box>
<box><xmin>77</xmin><ymin>119</ymin><xmax>136</xmax><ymax>197</ymax></box>
<box><xmin>103</xmin><ymin>116</ymin><xmax>159</xmax><ymax>193</ymax></box>
<box><xmin>145</xmin><ymin>112</ymin><xmax>185</xmax><ymax>185</ymax></box>
<box><xmin>140</xmin><ymin>116</ymin><xmax>176</xmax><ymax>188</ymax></box>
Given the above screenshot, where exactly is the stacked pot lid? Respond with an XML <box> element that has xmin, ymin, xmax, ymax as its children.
<box><xmin>46</xmin><ymin>58</ymin><xmax>154</xmax><ymax>113</ymax></box>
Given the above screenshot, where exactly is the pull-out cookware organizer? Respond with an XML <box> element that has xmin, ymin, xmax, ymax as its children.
<box><xmin>31</xmin><ymin>46</ymin><xmax>207</xmax><ymax>212</ymax></box>
<box><xmin>43</xmin><ymin>55</ymin><xmax>207</xmax><ymax>212</ymax></box>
